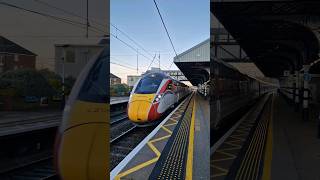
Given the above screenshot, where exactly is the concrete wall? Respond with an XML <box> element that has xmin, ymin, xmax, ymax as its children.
<box><xmin>55</xmin><ymin>45</ymin><xmax>104</xmax><ymax>78</ymax></box>
<box><xmin>127</xmin><ymin>75</ymin><xmax>140</xmax><ymax>87</ymax></box>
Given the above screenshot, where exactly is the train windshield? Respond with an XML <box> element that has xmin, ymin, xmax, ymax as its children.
<box><xmin>78</xmin><ymin>47</ymin><xmax>108</xmax><ymax>103</ymax></box>
<box><xmin>134</xmin><ymin>73</ymin><xmax>164</xmax><ymax>94</ymax></box>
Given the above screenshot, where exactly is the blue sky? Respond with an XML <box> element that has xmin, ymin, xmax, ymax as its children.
<box><xmin>110</xmin><ymin>0</ymin><xmax>209</xmax><ymax>83</ymax></box>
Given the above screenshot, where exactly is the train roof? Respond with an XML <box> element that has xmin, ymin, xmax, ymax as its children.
<box><xmin>142</xmin><ymin>72</ymin><xmax>188</xmax><ymax>86</ymax></box>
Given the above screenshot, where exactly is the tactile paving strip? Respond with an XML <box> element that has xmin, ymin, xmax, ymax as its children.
<box><xmin>149</xmin><ymin>97</ymin><xmax>194</xmax><ymax>180</ymax></box>
<box><xmin>211</xmin><ymin>95</ymin><xmax>270</xmax><ymax>180</ymax></box>
<box><xmin>231</xmin><ymin>97</ymin><xmax>271</xmax><ymax>180</ymax></box>
<box><xmin>114</xmin><ymin>94</ymin><xmax>193</xmax><ymax>179</ymax></box>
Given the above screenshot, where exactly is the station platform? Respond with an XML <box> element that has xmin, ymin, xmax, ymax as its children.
<box><xmin>271</xmin><ymin>93</ymin><xmax>320</xmax><ymax>180</ymax></box>
<box><xmin>0</xmin><ymin>111</ymin><xmax>61</xmax><ymax>136</ymax></box>
<box><xmin>110</xmin><ymin>92</ymin><xmax>210</xmax><ymax>179</ymax></box>
<box><xmin>211</xmin><ymin>93</ymin><xmax>320</xmax><ymax>180</ymax></box>
<box><xmin>111</xmin><ymin>97</ymin><xmax>129</xmax><ymax>105</ymax></box>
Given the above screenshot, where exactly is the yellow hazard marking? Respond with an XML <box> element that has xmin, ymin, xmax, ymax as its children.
<box><xmin>212</xmin><ymin>166</ymin><xmax>228</xmax><ymax>177</ymax></box>
<box><xmin>262</xmin><ymin>94</ymin><xmax>274</xmax><ymax>180</ymax></box>
<box><xmin>161</xmin><ymin>126</ymin><xmax>173</xmax><ymax>135</ymax></box>
<box><xmin>186</xmin><ymin>100</ymin><xmax>195</xmax><ymax>180</ymax></box>
<box><xmin>211</xmin><ymin>123</ymin><xmax>252</xmax><ymax>178</ymax></box>
<box><xmin>114</xmin><ymin>98</ymin><xmax>192</xmax><ymax>179</ymax></box>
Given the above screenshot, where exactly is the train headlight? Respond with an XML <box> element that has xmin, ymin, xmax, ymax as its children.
<box><xmin>154</xmin><ymin>94</ymin><xmax>162</xmax><ymax>102</ymax></box>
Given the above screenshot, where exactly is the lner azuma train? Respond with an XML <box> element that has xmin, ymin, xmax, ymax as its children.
<box><xmin>54</xmin><ymin>47</ymin><xmax>108</xmax><ymax>179</ymax></box>
<box><xmin>210</xmin><ymin>58</ymin><xmax>277</xmax><ymax>131</ymax></box>
<box><xmin>127</xmin><ymin>72</ymin><xmax>190</xmax><ymax>125</ymax></box>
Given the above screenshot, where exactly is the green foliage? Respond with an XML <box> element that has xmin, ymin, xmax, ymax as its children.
<box><xmin>0</xmin><ymin>69</ymin><xmax>56</xmax><ymax>97</ymax></box>
<box><xmin>110</xmin><ymin>83</ymin><xmax>130</xmax><ymax>96</ymax></box>
<box><xmin>38</xmin><ymin>69</ymin><xmax>75</xmax><ymax>95</ymax></box>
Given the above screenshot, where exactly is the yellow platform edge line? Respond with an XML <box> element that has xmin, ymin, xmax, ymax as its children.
<box><xmin>186</xmin><ymin>99</ymin><xmax>195</xmax><ymax>180</ymax></box>
<box><xmin>114</xmin><ymin>158</ymin><xmax>159</xmax><ymax>180</ymax></box>
<box><xmin>115</xmin><ymin>96</ymin><xmax>192</xmax><ymax>179</ymax></box>
<box><xmin>262</xmin><ymin>93</ymin><xmax>274</xmax><ymax>180</ymax></box>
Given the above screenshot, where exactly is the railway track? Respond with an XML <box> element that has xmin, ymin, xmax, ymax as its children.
<box><xmin>110</xmin><ymin>93</ymin><xmax>193</xmax><ymax>172</ymax></box>
<box><xmin>110</xmin><ymin>126</ymin><xmax>154</xmax><ymax>170</ymax></box>
<box><xmin>109</xmin><ymin>105</ymin><xmax>156</xmax><ymax>170</ymax></box>
<box><xmin>0</xmin><ymin>156</ymin><xmax>57</xmax><ymax>180</ymax></box>
<box><xmin>0</xmin><ymin>115</ymin><xmax>61</xmax><ymax>137</ymax></box>
<box><xmin>110</xmin><ymin>110</ymin><xmax>128</xmax><ymax>125</ymax></box>
<box><xmin>110</xmin><ymin>109</ymin><xmax>134</xmax><ymax>142</ymax></box>
<box><xmin>0</xmin><ymin>115</ymin><xmax>61</xmax><ymax>128</ymax></box>
<box><xmin>0</xmin><ymin>115</ymin><xmax>62</xmax><ymax>131</ymax></box>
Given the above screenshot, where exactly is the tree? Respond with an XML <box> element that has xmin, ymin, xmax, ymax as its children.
<box><xmin>0</xmin><ymin>69</ymin><xmax>56</xmax><ymax>97</ymax></box>
<box><xmin>39</xmin><ymin>69</ymin><xmax>76</xmax><ymax>95</ymax></box>
<box><xmin>110</xmin><ymin>83</ymin><xmax>130</xmax><ymax>96</ymax></box>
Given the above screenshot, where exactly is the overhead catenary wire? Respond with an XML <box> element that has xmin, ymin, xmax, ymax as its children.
<box><xmin>146</xmin><ymin>54</ymin><xmax>157</xmax><ymax>70</ymax></box>
<box><xmin>110</xmin><ymin>32</ymin><xmax>160</xmax><ymax>69</ymax></box>
<box><xmin>0</xmin><ymin>1</ymin><xmax>107</xmax><ymax>36</ymax></box>
<box><xmin>111</xmin><ymin>24</ymin><xmax>171</xmax><ymax>71</ymax></box>
<box><xmin>1</xmin><ymin>1</ymin><xmax>173</xmax><ymax>72</ymax></box>
<box><xmin>110</xmin><ymin>61</ymin><xmax>137</xmax><ymax>71</ymax></box>
<box><xmin>32</xmin><ymin>0</ymin><xmax>169</xmax><ymax>71</ymax></box>
<box><xmin>0</xmin><ymin>2</ymin><xmax>86</xmax><ymax>27</ymax></box>
<box><xmin>111</xmin><ymin>23</ymin><xmax>155</xmax><ymax>59</ymax></box>
<box><xmin>33</xmin><ymin>0</ymin><xmax>163</xmax><ymax>71</ymax></box>
<box><xmin>153</xmin><ymin>0</ymin><xmax>178</xmax><ymax>69</ymax></box>
<box><xmin>32</xmin><ymin>0</ymin><xmax>108</xmax><ymax>30</ymax></box>
<box><xmin>110</xmin><ymin>56</ymin><xmax>147</xmax><ymax>69</ymax></box>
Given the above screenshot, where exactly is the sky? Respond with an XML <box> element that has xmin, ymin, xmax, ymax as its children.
<box><xmin>111</xmin><ymin>0</ymin><xmax>209</xmax><ymax>84</ymax></box>
<box><xmin>0</xmin><ymin>0</ymin><xmax>108</xmax><ymax>69</ymax></box>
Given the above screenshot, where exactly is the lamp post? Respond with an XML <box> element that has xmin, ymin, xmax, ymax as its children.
<box><xmin>61</xmin><ymin>45</ymin><xmax>69</xmax><ymax>109</ymax></box>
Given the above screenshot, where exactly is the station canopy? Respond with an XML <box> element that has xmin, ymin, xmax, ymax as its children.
<box><xmin>174</xmin><ymin>39</ymin><xmax>210</xmax><ymax>86</ymax></box>
<box><xmin>211</xmin><ymin>1</ymin><xmax>320</xmax><ymax>77</ymax></box>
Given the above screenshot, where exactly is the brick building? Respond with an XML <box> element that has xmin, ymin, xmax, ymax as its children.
<box><xmin>110</xmin><ymin>73</ymin><xmax>121</xmax><ymax>85</ymax></box>
<box><xmin>0</xmin><ymin>36</ymin><xmax>36</xmax><ymax>73</ymax></box>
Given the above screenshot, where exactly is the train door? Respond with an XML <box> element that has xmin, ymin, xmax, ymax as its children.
<box><xmin>163</xmin><ymin>80</ymin><xmax>176</xmax><ymax>108</ymax></box>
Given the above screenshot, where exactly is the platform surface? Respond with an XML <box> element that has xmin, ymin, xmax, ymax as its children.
<box><xmin>110</xmin><ymin>97</ymin><xmax>129</xmax><ymax>105</ymax></box>
<box><xmin>193</xmin><ymin>94</ymin><xmax>210</xmax><ymax>179</ymax></box>
<box><xmin>111</xmin><ymin>92</ymin><xmax>210</xmax><ymax>179</ymax></box>
<box><xmin>271</xmin><ymin>94</ymin><xmax>320</xmax><ymax>180</ymax></box>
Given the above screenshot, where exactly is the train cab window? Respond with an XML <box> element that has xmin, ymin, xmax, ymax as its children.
<box><xmin>78</xmin><ymin>48</ymin><xmax>108</xmax><ymax>103</ymax></box>
<box><xmin>134</xmin><ymin>73</ymin><xmax>164</xmax><ymax>94</ymax></box>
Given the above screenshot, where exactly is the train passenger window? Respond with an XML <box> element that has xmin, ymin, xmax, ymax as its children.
<box><xmin>134</xmin><ymin>73</ymin><xmax>164</xmax><ymax>94</ymax></box>
<box><xmin>78</xmin><ymin>47</ymin><xmax>108</xmax><ymax>103</ymax></box>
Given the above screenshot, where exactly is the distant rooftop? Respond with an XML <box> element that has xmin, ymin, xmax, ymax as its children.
<box><xmin>0</xmin><ymin>36</ymin><xmax>36</xmax><ymax>56</ymax></box>
<box><xmin>110</xmin><ymin>73</ymin><xmax>120</xmax><ymax>79</ymax></box>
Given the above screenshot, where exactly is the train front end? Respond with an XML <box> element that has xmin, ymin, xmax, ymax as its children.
<box><xmin>128</xmin><ymin>73</ymin><xmax>166</xmax><ymax>124</ymax></box>
<box><xmin>54</xmin><ymin>48</ymin><xmax>108</xmax><ymax>180</ymax></box>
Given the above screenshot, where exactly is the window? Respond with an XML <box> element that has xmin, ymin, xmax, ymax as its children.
<box><xmin>78</xmin><ymin>47</ymin><xmax>108</xmax><ymax>103</ymax></box>
<box><xmin>65</xmin><ymin>49</ymin><xmax>75</xmax><ymax>63</ymax></box>
<box><xmin>134</xmin><ymin>73</ymin><xmax>164</xmax><ymax>94</ymax></box>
